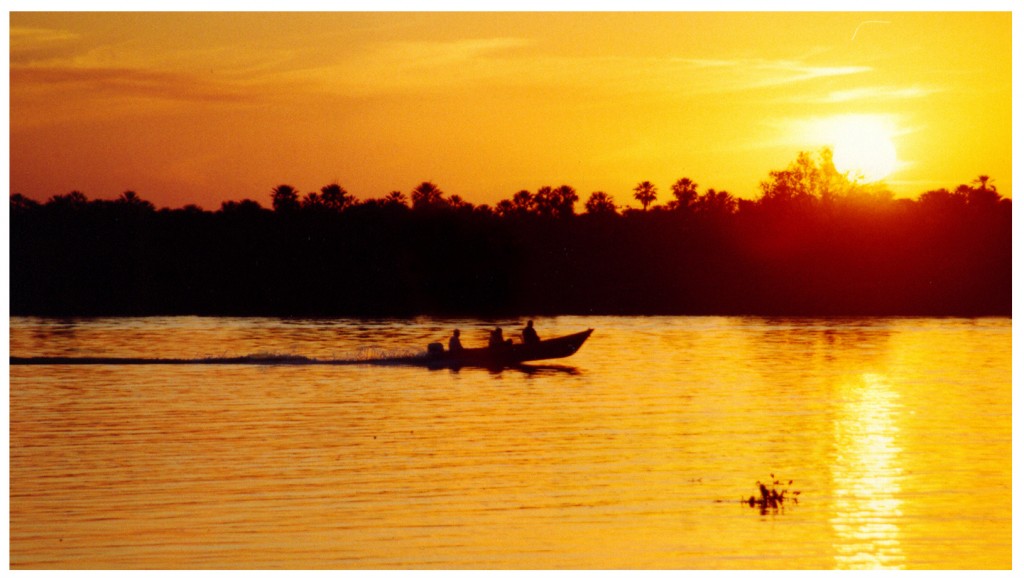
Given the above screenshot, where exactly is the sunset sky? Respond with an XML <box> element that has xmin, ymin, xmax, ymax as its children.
<box><xmin>8</xmin><ymin>9</ymin><xmax>1014</xmax><ymax>210</ymax></box>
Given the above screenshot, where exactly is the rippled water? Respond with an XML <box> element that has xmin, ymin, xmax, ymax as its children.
<box><xmin>8</xmin><ymin>316</ymin><xmax>1011</xmax><ymax>569</ymax></box>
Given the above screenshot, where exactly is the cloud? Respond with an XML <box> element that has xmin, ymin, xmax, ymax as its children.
<box><xmin>10</xmin><ymin>39</ymin><xmax>308</xmax><ymax>111</ymax></box>
<box><xmin>671</xmin><ymin>58</ymin><xmax>872</xmax><ymax>93</ymax></box>
<box><xmin>304</xmin><ymin>42</ymin><xmax>872</xmax><ymax>101</ymax></box>
<box><xmin>796</xmin><ymin>86</ymin><xmax>940</xmax><ymax>104</ymax></box>
<box><xmin>378</xmin><ymin>37</ymin><xmax>533</xmax><ymax>68</ymax></box>
<box><xmin>752</xmin><ymin>113</ymin><xmax>920</xmax><ymax>155</ymax></box>
<box><xmin>10</xmin><ymin>26</ymin><xmax>83</xmax><ymax>65</ymax></box>
<box><xmin>11</xmin><ymin>66</ymin><xmax>258</xmax><ymax>104</ymax></box>
<box><xmin>301</xmin><ymin>37</ymin><xmax>535</xmax><ymax>97</ymax></box>
<box><xmin>10</xmin><ymin>26</ymin><xmax>80</xmax><ymax>47</ymax></box>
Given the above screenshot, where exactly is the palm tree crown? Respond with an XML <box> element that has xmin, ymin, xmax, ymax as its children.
<box><xmin>633</xmin><ymin>181</ymin><xmax>658</xmax><ymax>211</ymax></box>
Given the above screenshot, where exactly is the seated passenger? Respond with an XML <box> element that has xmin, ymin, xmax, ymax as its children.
<box><xmin>522</xmin><ymin>320</ymin><xmax>540</xmax><ymax>344</ymax></box>
<box><xmin>489</xmin><ymin>327</ymin><xmax>507</xmax><ymax>349</ymax></box>
<box><xmin>448</xmin><ymin>329</ymin><xmax>463</xmax><ymax>353</ymax></box>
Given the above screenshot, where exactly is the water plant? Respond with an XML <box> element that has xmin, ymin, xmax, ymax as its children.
<box><xmin>745</xmin><ymin>474</ymin><xmax>800</xmax><ymax>513</ymax></box>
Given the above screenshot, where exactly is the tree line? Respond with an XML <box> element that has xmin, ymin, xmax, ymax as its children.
<box><xmin>9</xmin><ymin>149</ymin><xmax>1011</xmax><ymax>317</ymax></box>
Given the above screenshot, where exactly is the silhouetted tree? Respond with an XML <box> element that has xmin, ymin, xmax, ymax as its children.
<box><xmin>966</xmin><ymin>175</ymin><xmax>1001</xmax><ymax>209</ymax></box>
<box><xmin>695</xmin><ymin>188</ymin><xmax>737</xmax><ymax>215</ymax></box>
<box><xmin>220</xmin><ymin>198</ymin><xmax>265</xmax><ymax>214</ymax></box>
<box><xmin>47</xmin><ymin>190</ymin><xmax>88</xmax><ymax>209</ymax></box>
<box><xmin>917</xmin><ymin>188</ymin><xmax>965</xmax><ymax>214</ymax></box>
<box><xmin>301</xmin><ymin>191</ymin><xmax>323</xmax><ymax>209</ymax></box>
<box><xmin>494</xmin><ymin>199</ymin><xmax>516</xmax><ymax>217</ymax></box>
<box><xmin>10</xmin><ymin>193</ymin><xmax>40</xmax><ymax>212</ymax></box>
<box><xmin>271</xmin><ymin>184</ymin><xmax>300</xmax><ymax>212</ymax></box>
<box><xmin>116</xmin><ymin>190</ymin><xmax>156</xmax><ymax>213</ymax></box>
<box><xmin>411</xmin><ymin>181</ymin><xmax>446</xmax><ymax>210</ymax></box>
<box><xmin>668</xmin><ymin>178</ymin><xmax>699</xmax><ymax>212</ymax></box>
<box><xmin>633</xmin><ymin>181</ymin><xmax>658</xmax><ymax>211</ymax></box>
<box><xmin>758</xmin><ymin>147</ymin><xmax>869</xmax><ymax>212</ymax></box>
<box><xmin>320</xmin><ymin>183</ymin><xmax>353</xmax><ymax>211</ymax></box>
<box><xmin>534</xmin><ymin>185</ymin><xmax>578</xmax><ymax>218</ymax></box>
<box><xmin>511</xmin><ymin>189</ymin><xmax>535</xmax><ymax>215</ymax></box>
<box><xmin>584</xmin><ymin>191</ymin><xmax>617</xmax><ymax>215</ymax></box>
<box><xmin>759</xmin><ymin>151</ymin><xmax>819</xmax><ymax>209</ymax></box>
<box><xmin>449</xmin><ymin>194</ymin><xmax>473</xmax><ymax>211</ymax></box>
<box><xmin>384</xmin><ymin>190</ymin><xmax>408</xmax><ymax>207</ymax></box>
<box><xmin>550</xmin><ymin>185</ymin><xmax>578</xmax><ymax>218</ymax></box>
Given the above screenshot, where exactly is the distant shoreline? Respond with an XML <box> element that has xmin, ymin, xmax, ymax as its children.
<box><xmin>11</xmin><ymin>156</ymin><xmax>1010</xmax><ymax>320</ymax></box>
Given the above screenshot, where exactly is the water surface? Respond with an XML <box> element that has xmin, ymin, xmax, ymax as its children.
<box><xmin>9</xmin><ymin>316</ymin><xmax>1011</xmax><ymax>568</ymax></box>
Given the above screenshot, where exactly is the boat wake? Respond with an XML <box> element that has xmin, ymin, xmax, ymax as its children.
<box><xmin>9</xmin><ymin>350</ymin><xmax>430</xmax><ymax>367</ymax></box>
<box><xmin>9</xmin><ymin>351</ymin><xmax>581</xmax><ymax>374</ymax></box>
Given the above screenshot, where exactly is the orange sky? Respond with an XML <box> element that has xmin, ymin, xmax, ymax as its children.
<box><xmin>8</xmin><ymin>11</ymin><xmax>1013</xmax><ymax>209</ymax></box>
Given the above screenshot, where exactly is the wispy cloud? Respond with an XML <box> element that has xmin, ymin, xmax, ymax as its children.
<box><xmin>795</xmin><ymin>86</ymin><xmax>940</xmax><ymax>104</ymax></box>
<box><xmin>306</xmin><ymin>37</ymin><xmax>535</xmax><ymax>96</ymax></box>
<box><xmin>378</xmin><ymin>37</ymin><xmax>532</xmax><ymax>68</ymax></box>
<box><xmin>307</xmin><ymin>45</ymin><xmax>872</xmax><ymax>100</ymax></box>
<box><xmin>10</xmin><ymin>26</ymin><xmax>80</xmax><ymax>47</ymax></box>
<box><xmin>11</xmin><ymin>66</ymin><xmax>254</xmax><ymax>104</ymax></box>
<box><xmin>10</xmin><ymin>26</ymin><xmax>83</xmax><ymax>66</ymax></box>
<box><xmin>671</xmin><ymin>57</ymin><xmax>871</xmax><ymax>91</ymax></box>
<box><xmin>11</xmin><ymin>35</ymin><xmax>307</xmax><ymax>112</ymax></box>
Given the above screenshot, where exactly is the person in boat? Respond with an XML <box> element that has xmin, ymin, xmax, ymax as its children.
<box><xmin>448</xmin><ymin>329</ymin><xmax>463</xmax><ymax>353</ymax></box>
<box><xmin>489</xmin><ymin>327</ymin><xmax>511</xmax><ymax>349</ymax></box>
<box><xmin>522</xmin><ymin>320</ymin><xmax>540</xmax><ymax>344</ymax></box>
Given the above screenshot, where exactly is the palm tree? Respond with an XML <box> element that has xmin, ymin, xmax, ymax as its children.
<box><xmin>384</xmin><ymin>190</ymin><xmax>408</xmax><ymax>207</ymax></box>
<box><xmin>968</xmin><ymin>175</ymin><xmax>1000</xmax><ymax>209</ymax></box>
<box><xmin>118</xmin><ymin>190</ymin><xmax>155</xmax><ymax>212</ymax></box>
<box><xmin>633</xmin><ymin>181</ymin><xmax>658</xmax><ymax>211</ymax></box>
<box><xmin>410</xmin><ymin>181</ymin><xmax>445</xmax><ymax>210</ymax></box>
<box><xmin>301</xmin><ymin>191</ymin><xmax>323</xmax><ymax>209</ymax></box>
<box><xmin>550</xmin><ymin>185</ymin><xmax>578</xmax><ymax>218</ymax></box>
<box><xmin>47</xmin><ymin>190</ymin><xmax>88</xmax><ymax>209</ymax></box>
<box><xmin>448</xmin><ymin>194</ymin><xmax>473</xmax><ymax>211</ymax></box>
<box><xmin>271</xmin><ymin>184</ymin><xmax>300</xmax><ymax>212</ymax></box>
<box><xmin>511</xmin><ymin>189</ymin><xmax>535</xmax><ymax>214</ymax></box>
<box><xmin>669</xmin><ymin>178</ymin><xmax>698</xmax><ymax>211</ymax></box>
<box><xmin>320</xmin><ymin>183</ymin><xmax>352</xmax><ymax>211</ymax></box>
<box><xmin>533</xmin><ymin>186</ymin><xmax>557</xmax><ymax>217</ymax></box>
<box><xmin>695</xmin><ymin>188</ymin><xmax>737</xmax><ymax>215</ymax></box>
<box><xmin>494</xmin><ymin>199</ymin><xmax>515</xmax><ymax>217</ymax></box>
<box><xmin>584</xmin><ymin>191</ymin><xmax>617</xmax><ymax>215</ymax></box>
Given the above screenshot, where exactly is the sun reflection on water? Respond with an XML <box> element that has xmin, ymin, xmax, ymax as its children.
<box><xmin>830</xmin><ymin>372</ymin><xmax>906</xmax><ymax>569</ymax></box>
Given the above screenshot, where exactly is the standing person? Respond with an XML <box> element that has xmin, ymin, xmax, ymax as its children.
<box><xmin>448</xmin><ymin>329</ymin><xmax>463</xmax><ymax>353</ymax></box>
<box><xmin>522</xmin><ymin>320</ymin><xmax>540</xmax><ymax>344</ymax></box>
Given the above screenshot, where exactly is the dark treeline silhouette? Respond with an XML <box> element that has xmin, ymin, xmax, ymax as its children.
<box><xmin>9</xmin><ymin>149</ymin><xmax>1011</xmax><ymax>317</ymax></box>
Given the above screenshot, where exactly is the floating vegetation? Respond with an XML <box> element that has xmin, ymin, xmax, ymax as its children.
<box><xmin>744</xmin><ymin>474</ymin><xmax>800</xmax><ymax>514</ymax></box>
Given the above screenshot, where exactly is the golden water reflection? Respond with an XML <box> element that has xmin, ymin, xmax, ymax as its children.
<box><xmin>9</xmin><ymin>316</ymin><xmax>1011</xmax><ymax>568</ymax></box>
<box><xmin>831</xmin><ymin>372</ymin><xmax>905</xmax><ymax>569</ymax></box>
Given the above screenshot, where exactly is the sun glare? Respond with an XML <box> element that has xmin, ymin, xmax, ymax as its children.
<box><xmin>807</xmin><ymin>116</ymin><xmax>900</xmax><ymax>183</ymax></box>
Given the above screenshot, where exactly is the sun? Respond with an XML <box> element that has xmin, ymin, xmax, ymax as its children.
<box><xmin>808</xmin><ymin>115</ymin><xmax>900</xmax><ymax>182</ymax></box>
<box><xmin>831</xmin><ymin>126</ymin><xmax>898</xmax><ymax>182</ymax></box>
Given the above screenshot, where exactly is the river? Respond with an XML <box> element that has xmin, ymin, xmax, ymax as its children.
<box><xmin>8</xmin><ymin>315</ymin><xmax>1011</xmax><ymax>569</ymax></box>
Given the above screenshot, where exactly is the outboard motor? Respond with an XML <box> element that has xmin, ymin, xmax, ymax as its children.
<box><xmin>427</xmin><ymin>342</ymin><xmax>445</xmax><ymax>359</ymax></box>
